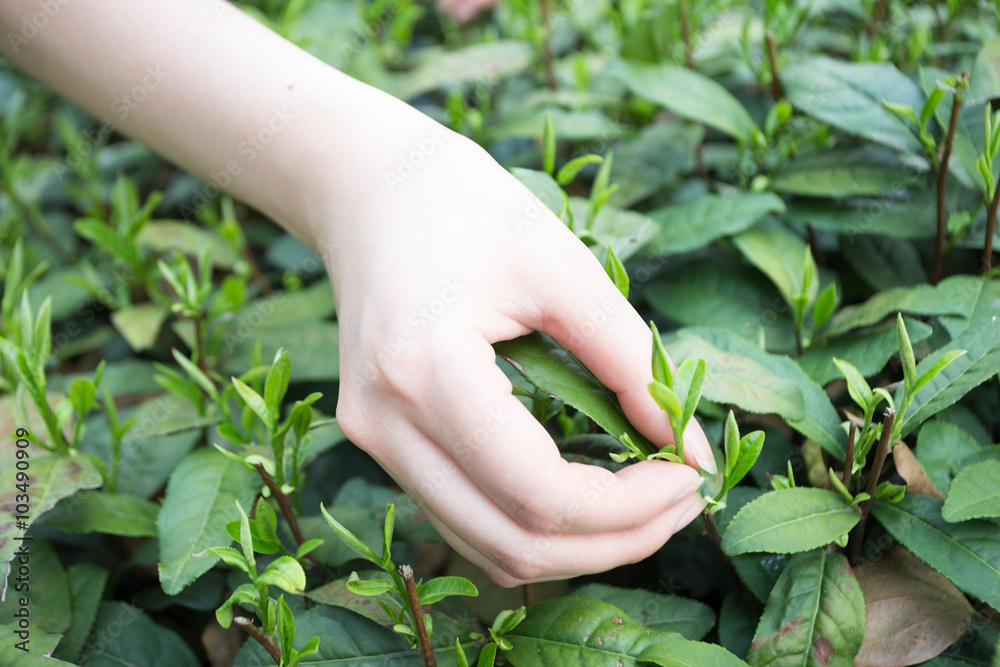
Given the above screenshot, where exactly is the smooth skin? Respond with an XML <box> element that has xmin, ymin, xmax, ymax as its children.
<box><xmin>1</xmin><ymin>0</ymin><xmax>714</xmax><ymax>586</ymax></box>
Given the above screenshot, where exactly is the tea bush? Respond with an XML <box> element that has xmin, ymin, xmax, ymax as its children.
<box><xmin>1</xmin><ymin>1</ymin><xmax>1000</xmax><ymax>666</ymax></box>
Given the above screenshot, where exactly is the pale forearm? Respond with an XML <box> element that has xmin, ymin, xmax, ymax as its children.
<box><xmin>0</xmin><ymin>0</ymin><xmax>438</xmax><ymax>251</ymax></box>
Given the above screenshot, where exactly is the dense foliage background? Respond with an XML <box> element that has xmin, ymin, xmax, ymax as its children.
<box><xmin>2</xmin><ymin>0</ymin><xmax>1000</xmax><ymax>665</ymax></box>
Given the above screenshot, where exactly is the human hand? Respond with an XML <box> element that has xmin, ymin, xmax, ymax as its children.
<box><xmin>438</xmin><ymin>0</ymin><xmax>498</xmax><ymax>23</ymax></box>
<box><xmin>326</xmin><ymin>123</ymin><xmax>716</xmax><ymax>586</ymax></box>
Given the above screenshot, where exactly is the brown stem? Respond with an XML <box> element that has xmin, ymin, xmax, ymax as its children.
<box><xmin>868</xmin><ymin>0</ymin><xmax>887</xmax><ymax>41</ymax></box>
<box><xmin>702</xmin><ymin>512</ymin><xmax>742</xmax><ymax>587</ymax></box>
<box><xmin>765</xmin><ymin>32</ymin><xmax>784</xmax><ymax>101</ymax></box>
<box><xmin>679</xmin><ymin>0</ymin><xmax>694</xmax><ymax>69</ymax></box>
<box><xmin>254</xmin><ymin>463</ymin><xmax>304</xmax><ymax>545</ymax></box>
<box><xmin>843</xmin><ymin>423</ymin><xmax>856</xmax><ymax>491</ymax></box>
<box><xmin>540</xmin><ymin>0</ymin><xmax>557</xmax><ymax>91</ymax></box>
<box><xmin>234</xmin><ymin>616</ymin><xmax>282</xmax><ymax>665</ymax></box>
<box><xmin>984</xmin><ymin>174</ymin><xmax>1000</xmax><ymax>274</ymax></box>
<box><xmin>399</xmin><ymin>565</ymin><xmax>437</xmax><ymax>667</ymax></box>
<box><xmin>933</xmin><ymin>82</ymin><xmax>965</xmax><ymax>284</ymax></box>
<box><xmin>848</xmin><ymin>409</ymin><xmax>896</xmax><ymax>565</ymax></box>
<box><xmin>522</xmin><ymin>582</ymin><xmax>534</xmax><ymax>607</ymax></box>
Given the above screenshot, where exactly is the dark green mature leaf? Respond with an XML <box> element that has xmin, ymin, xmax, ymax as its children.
<box><xmin>41</xmin><ymin>491</ymin><xmax>159</xmax><ymax>537</ymax></box>
<box><xmin>916</xmin><ymin>420</ymin><xmax>983</xmax><ymax>494</ymax></box>
<box><xmin>505</xmin><ymin>596</ymin><xmax>675</xmax><ymax>666</ymax></box>
<box><xmin>157</xmin><ymin>448</ymin><xmax>259</xmax><ymax>595</ymax></box>
<box><xmin>844</xmin><ymin>236</ymin><xmax>929</xmax><ymax>289</ymax></box>
<box><xmin>943</xmin><ymin>461</ymin><xmax>1000</xmax><ymax>522</ymax></box>
<box><xmin>938</xmin><ymin>278</ymin><xmax>1000</xmax><ymax>338</ymax></box>
<box><xmin>76</xmin><ymin>602</ymin><xmax>199</xmax><ymax>667</ymax></box>
<box><xmin>571</xmin><ymin>583</ymin><xmax>715</xmax><ymax>640</ymax></box>
<box><xmin>872</xmin><ymin>495</ymin><xmax>1000</xmax><ymax>611</ymax></box>
<box><xmin>666</xmin><ymin>328</ymin><xmax>844</xmax><ymax>456</ymax></box>
<box><xmin>639</xmin><ymin>639</ymin><xmax>748</xmax><ymax>666</ymax></box>
<box><xmin>722</xmin><ymin>488</ymin><xmax>860</xmax><ymax>556</ymax></box>
<box><xmin>235</xmin><ymin>605</ymin><xmax>475</xmax><ymax>665</ymax></box>
<box><xmin>644</xmin><ymin>263</ymin><xmax>797</xmax><ymax>353</ymax></box>
<box><xmin>772</xmin><ymin>146</ymin><xmax>926</xmax><ymax>198</ymax></box>
<box><xmin>747</xmin><ymin>551</ymin><xmax>865</xmax><ymax>667</ymax></box>
<box><xmin>646</xmin><ymin>193</ymin><xmax>785</xmax><ymax>256</ymax></box>
<box><xmin>495</xmin><ymin>333</ymin><xmax>651</xmax><ymax>451</ymax></box>
<box><xmin>783</xmin><ymin>56</ymin><xmax>925</xmax><ymax>153</ymax></box>
<box><xmin>823</xmin><ymin>275</ymin><xmax>981</xmax><ymax>338</ymax></box>
<box><xmin>800</xmin><ymin>318</ymin><xmax>932</xmax><ymax>386</ymax></box>
<box><xmin>609</xmin><ymin>122</ymin><xmax>702</xmax><ymax>207</ymax></box>
<box><xmin>789</xmin><ymin>195</ymin><xmax>937</xmax><ymax>240</ymax></box>
<box><xmin>854</xmin><ymin>547</ymin><xmax>973</xmax><ymax>667</ymax></box>
<box><xmin>0</xmin><ymin>454</ymin><xmax>102</xmax><ymax>569</ymax></box>
<box><xmin>610</xmin><ymin>59</ymin><xmax>758</xmax><ymax>144</ymax></box>
<box><xmin>0</xmin><ymin>535</ymin><xmax>70</xmax><ymax>634</ymax></box>
<box><xmin>901</xmin><ymin>317</ymin><xmax>1000</xmax><ymax>435</ymax></box>
<box><xmin>52</xmin><ymin>563</ymin><xmax>109</xmax><ymax>663</ymax></box>
<box><xmin>732</xmin><ymin>219</ymin><xmax>811</xmax><ymax>306</ymax></box>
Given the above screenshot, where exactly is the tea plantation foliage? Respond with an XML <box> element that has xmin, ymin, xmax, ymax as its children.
<box><xmin>2</xmin><ymin>1</ymin><xmax>1000</xmax><ymax>666</ymax></box>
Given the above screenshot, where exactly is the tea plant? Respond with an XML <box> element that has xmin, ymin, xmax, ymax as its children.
<box><xmin>3</xmin><ymin>1</ymin><xmax>1000</xmax><ymax>666</ymax></box>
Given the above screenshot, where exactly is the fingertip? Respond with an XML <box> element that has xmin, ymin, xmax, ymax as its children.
<box><xmin>684</xmin><ymin>421</ymin><xmax>718</xmax><ymax>475</ymax></box>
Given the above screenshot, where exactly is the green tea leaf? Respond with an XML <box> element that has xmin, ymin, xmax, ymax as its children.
<box><xmin>649</xmin><ymin>380</ymin><xmax>682</xmax><ymax>420</ymax></box>
<box><xmin>52</xmin><ymin>563</ymin><xmax>109</xmax><ymax>662</ymax></box>
<box><xmin>495</xmin><ymin>333</ymin><xmax>652</xmax><ymax>453</ymax></box>
<box><xmin>640</xmin><ymin>639</ymin><xmax>748</xmax><ymax>666</ymax></box>
<box><xmin>872</xmin><ymin>494</ymin><xmax>1000</xmax><ymax>610</ymax></box>
<box><xmin>833</xmin><ymin>357</ymin><xmax>873</xmax><ymax>413</ymax></box>
<box><xmin>800</xmin><ymin>318</ymin><xmax>932</xmax><ymax>387</ymax></box>
<box><xmin>610</xmin><ymin>59</ymin><xmax>758</xmax><ymax>144</ymax></box>
<box><xmin>111</xmin><ymin>303</ymin><xmax>168</xmax><ymax>353</ymax></box>
<box><xmin>943</xmin><ymin>460</ymin><xmax>1000</xmax><ymax>522</ymax></box>
<box><xmin>76</xmin><ymin>602</ymin><xmax>199</xmax><ymax>667</ymax></box>
<box><xmin>505</xmin><ymin>596</ymin><xmax>677</xmax><ymax>666</ymax></box>
<box><xmin>557</xmin><ymin>154</ymin><xmax>603</xmax><ymax>187</ymax></box>
<box><xmin>897</xmin><ymin>313</ymin><xmax>917</xmax><ymax>392</ymax></box>
<box><xmin>747</xmin><ymin>550</ymin><xmax>865</xmax><ymax>667</ymax></box>
<box><xmin>40</xmin><ymin>491</ymin><xmax>159</xmax><ymax>537</ymax></box>
<box><xmin>263</xmin><ymin>347</ymin><xmax>291</xmax><ymax>415</ymax></box>
<box><xmin>732</xmin><ymin>219</ymin><xmax>809</xmax><ymax>308</ymax></box>
<box><xmin>722</xmin><ymin>488</ymin><xmax>860</xmax><ymax>556</ymax></box>
<box><xmin>232</xmin><ymin>377</ymin><xmax>275</xmax><ymax>432</ymax></box>
<box><xmin>257</xmin><ymin>555</ymin><xmax>306</xmax><ymax>593</ymax></box>
<box><xmin>772</xmin><ymin>146</ymin><xmax>924</xmax><ymax>197</ymax></box>
<box><xmin>604</xmin><ymin>246</ymin><xmax>629</xmax><ymax>298</ymax></box>
<box><xmin>916</xmin><ymin>421</ymin><xmax>983</xmax><ymax>494</ymax></box>
<box><xmin>645</xmin><ymin>192</ymin><xmax>785</xmax><ymax>256</ymax></box>
<box><xmin>0</xmin><ymin>535</ymin><xmax>70</xmax><ymax>634</ymax></box>
<box><xmin>813</xmin><ymin>283</ymin><xmax>838</xmax><ymax>331</ymax></box>
<box><xmin>722</xmin><ymin>431</ymin><xmax>765</xmax><ymax>497</ymax></box>
<box><xmin>783</xmin><ymin>56</ymin><xmax>925</xmax><ymax>153</ymax></box>
<box><xmin>319</xmin><ymin>503</ymin><xmax>382</xmax><ymax>565</ymax></box>
<box><xmin>346</xmin><ymin>572</ymin><xmax>395</xmax><ymax>597</ymax></box>
<box><xmin>571</xmin><ymin>583</ymin><xmax>715</xmax><ymax>640</ymax></box>
<box><xmin>417</xmin><ymin>576</ymin><xmax>479</xmax><ymax>605</ymax></box>
<box><xmin>542</xmin><ymin>111</ymin><xmax>555</xmax><ymax>176</ymax></box>
<box><xmin>157</xmin><ymin>448</ymin><xmax>259</xmax><ymax>595</ymax></box>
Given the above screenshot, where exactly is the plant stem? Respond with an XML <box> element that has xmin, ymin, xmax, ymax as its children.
<box><xmin>847</xmin><ymin>409</ymin><xmax>895</xmax><ymax>565</ymax></box>
<box><xmin>932</xmin><ymin>83</ymin><xmax>965</xmax><ymax>284</ymax></box>
<box><xmin>540</xmin><ymin>0</ymin><xmax>557</xmax><ymax>91</ymax></box>
<box><xmin>702</xmin><ymin>511</ymin><xmax>742</xmax><ymax>588</ymax></box>
<box><xmin>679</xmin><ymin>0</ymin><xmax>694</xmax><ymax>69</ymax></box>
<box><xmin>868</xmin><ymin>0</ymin><xmax>888</xmax><ymax>42</ymax></box>
<box><xmin>253</xmin><ymin>462</ymin><xmax>305</xmax><ymax>545</ymax></box>
<box><xmin>984</xmin><ymin>173</ymin><xmax>1000</xmax><ymax>273</ymax></box>
<box><xmin>399</xmin><ymin>564</ymin><xmax>437</xmax><ymax>667</ymax></box>
<box><xmin>523</xmin><ymin>582</ymin><xmax>534</xmax><ymax>607</ymax></box>
<box><xmin>765</xmin><ymin>31</ymin><xmax>784</xmax><ymax>101</ymax></box>
<box><xmin>842</xmin><ymin>423</ymin><xmax>856</xmax><ymax>491</ymax></box>
<box><xmin>234</xmin><ymin>616</ymin><xmax>282</xmax><ymax>665</ymax></box>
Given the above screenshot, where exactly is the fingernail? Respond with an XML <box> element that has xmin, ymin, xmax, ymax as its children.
<box><xmin>678</xmin><ymin>496</ymin><xmax>707</xmax><ymax>527</ymax></box>
<box><xmin>692</xmin><ymin>439</ymin><xmax>718</xmax><ymax>475</ymax></box>
<box><xmin>672</xmin><ymin>474</ymin><xmax>704</xmax><ymax>503</ymax></box>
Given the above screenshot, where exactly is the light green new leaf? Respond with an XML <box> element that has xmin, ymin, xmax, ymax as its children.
<box><xmin>542</xmin><ymin>111</ymin><xmax>555</xmax><ymax>176</ymax></box>
<box><xmin>747</xmin><ymin>551</ymin><xmax>865</xmax><ymax>667</ymax></box>
<box><xmin>495</xmin><ymin>333</ymin><xmax>652</xmax><ymax>454</ymax></box>
<box><xmin>610</xmin><ymin>59</ymin><xmax>758</xmax><ymax>144</ymax></box>
<box><xmin>640</xmin><ymin>639</ymin><xmax>748</xmax><ymax>667</ymax></box>
<box><xmin>604</xmin><ymin>246</ymin><xmax>629</xmax><ymax>298</ymax></box>
<box><xmin>722</xmin><ymin>431</ymin><xmax>765</xmax><ymax>497</ymax></box>
<box><xmin>872</xmin><ymin>495</ymin><xmax>1000</xmax><ymax>610</ymax></box>
<box><xmin>649</xmin><ymin>380</ymin><xmax>682</xmax><ymax>420</ymax></box>
<box><xmin>912</xmin><ymin>350</ymin><xmax>967</xmax><ymax>395</ymax></box>
<box><xmin>263</xmin><ymin>348</ymin><xmax>291</xmax><ymax>414</ymax></box>
<box><xmin>346</xmin><ymin>572</ymin><xmax>395</xmax><ymax>597</ymax></box>
<box><xmin>557</xmin><ymin>154</ymin><xmax>602</xmax><ymax>186</ymax></box>
<box><xmin>813</xmin><ymin>283</ymin><xmax>838</xmax><ymax>331</ymax></box>
<box><xmin>901</xmin><ymin>317</ymin><xmax>1000</xmax><ymax>435</ymax></box>
<box><xmin>417</xmin><ymin>576</ymin><xmax>479</xmax><ymax>605</ymax></box>
<box><xmin>645</xmin><ymin>192</ymin><xmax>785</xmax><ymax>256</ymax></box>
<box><xmin>257</xmin><ymin>555</ymin><xmax>307</xmax><ymax>593</ymax></box>
<box><xmin>833</xmin><ymin>357</ymin><xmax>873</xmax><ymax>413</ymax></box>
<box><xmin>157</xmin><ymin>448</ymin><xmax>259</xmax><ymax>595</ymax></box>
<box><xmin>722</xmin><ymin>488</ymin><xmax>860</xmax><ymax>556</ymax></box>
<box><xmin>505</xmin><ymin>596</ymin><xmax>678</xmax><ymax>666</ymax></box>
<box><xmin>232</xmin><ymin>376</ymin><xmax>275</xmax><ymax>432</ymax></box>
<box><xmin>897</xmin><ymin>313</ymin><xmax>917</xmax><ymax>392</ymax></box>
<box><xmin>319</xmin><ymin>502</ymin><xmax>382</xmax><ymax>564</ymax></box>
<box><xmin>943</xmin><ymin>461</ymin><xmax>1000</xmax><ymax>522</ymax></box>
